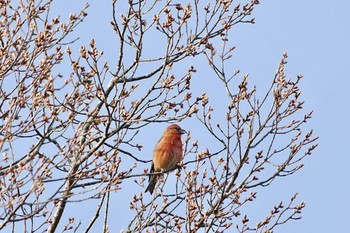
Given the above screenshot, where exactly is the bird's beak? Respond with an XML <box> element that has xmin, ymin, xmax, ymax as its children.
<box><xmin>178</xmin><ymin>128</ymin><xmax>186</xmax><ymax>135</ymax></box>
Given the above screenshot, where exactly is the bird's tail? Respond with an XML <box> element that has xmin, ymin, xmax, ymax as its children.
<box><xmin>145</xmin><ymin>175</ymin><xmax>158</xmax><ymax>194</ymax></box>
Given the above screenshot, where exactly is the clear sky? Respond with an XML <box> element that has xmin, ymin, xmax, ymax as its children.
<box><xmin>233</xmin><ymin>1</ymin><xmax>350</xmax><ymax>232</ymax></box>
<box><xmin>47</xmin><ymin>0</ymin><xmax>349</xmax><ymax>232</ymax></box>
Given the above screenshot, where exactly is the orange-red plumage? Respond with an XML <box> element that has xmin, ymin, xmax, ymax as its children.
<box><xmin>145</xmin><ymin>124</ymin><xmax>186</xmax><ymax>194</ymax></box>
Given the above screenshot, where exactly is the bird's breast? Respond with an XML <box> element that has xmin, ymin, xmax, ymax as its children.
<box><xmin>153</xmin><ymin>139</ymin><xmax>183</xmax><ymax>171</ymax></box>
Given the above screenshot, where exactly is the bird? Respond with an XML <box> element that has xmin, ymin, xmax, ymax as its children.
<box><xmin>145</xmin><ymin>124</ymin><xmax>186</xmax><ymax>194</ymax></box>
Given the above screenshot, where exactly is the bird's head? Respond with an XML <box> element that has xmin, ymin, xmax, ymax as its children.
<box><xmin>165</xmin><ymin>124</ymin><xmax>186</xmax><ymax>135</ymax></box>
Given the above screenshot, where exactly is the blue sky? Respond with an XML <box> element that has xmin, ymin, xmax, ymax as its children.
<box><xmin>47</xmin><ymin>0</ymin><xmax>350</xmax><ymax>232</ymax></box>
<box><xmin>240</xmin><ymin>1</ymin><xmax>350</xmax><ymax>232</ymax></box>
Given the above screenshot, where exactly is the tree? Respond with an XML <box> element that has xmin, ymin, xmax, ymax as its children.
<box><xmin>0</xmin><ymin>0</ymin><xmax>318</xmax><ymax>232</ymax></box>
